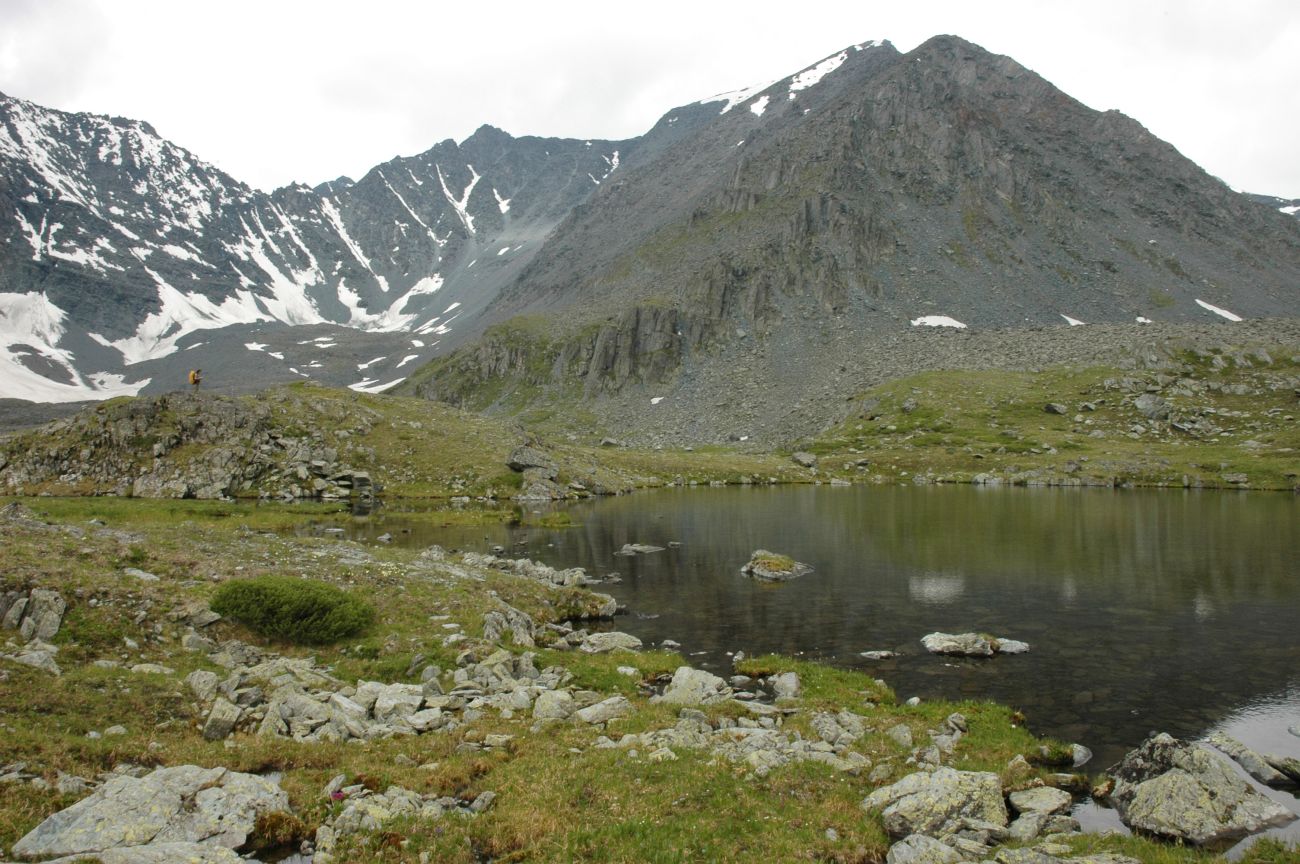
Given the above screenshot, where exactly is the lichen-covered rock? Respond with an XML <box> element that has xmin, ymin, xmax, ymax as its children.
<box><xmin>11</xmin><ymin>765</ymin><xmax>287</xmax><ymax>859</ymax></box>
<box><xmin>1106</xmin><ymin>733</ymin><xmax>1296</xmax><ymax>846</ymax></box>
<box><xmin>1008</xmin><ymin>786</ymin><xmax>1073</xmax><ymax>815</ymax></box>
<box><xmin>862</xmin><ymin>767</ymin><xmax>1009</xmax><ymax>839</ymax></box>
<box><xmin>885</xmin><ymin>833</ymin><xmax>964</xmax><ymax>864</ymax></box>
<box><xmin>1207</xmin><ymin>732</ymin><xmax>1291</xmax><ymax>787</ymax></box>
<box><xmin>741</xmin><ymin>549</ymin><xmax>812</xmax><ymax>582</ymax></box>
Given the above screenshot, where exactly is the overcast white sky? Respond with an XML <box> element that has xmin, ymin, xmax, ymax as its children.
<box><xmin>2</xmin><ymin>0</ymin><xmax>1297</xmax><ymax>197</ymax></box>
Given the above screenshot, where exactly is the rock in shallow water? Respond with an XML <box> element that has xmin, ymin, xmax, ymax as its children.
<box><xmin>1106</xmin><ymin>732</ymin><xmax>1295</xmax><ymax>847</ymax></box>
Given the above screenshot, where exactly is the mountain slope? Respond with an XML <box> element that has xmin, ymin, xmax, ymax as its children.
<box><xmin>398</xmin><ymin>36</ymin><xmax>1300</xmax><ymax>428</ymax></box>
<box><xmin>0</xmin><ymin>95</ymin><xmax>669</xmax><ymax>401</ymax></box>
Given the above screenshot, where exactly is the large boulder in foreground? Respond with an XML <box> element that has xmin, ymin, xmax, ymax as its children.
<box><xmin>11</xmin><ymin>765</ymin><xmax>288</xmax><ymax>860</ymax></box>
<box><xmin>741</xmin><ymin>550</ymin><xmax>812</xmax><ymax>582</ymax></box>
<box><xmin>862</xmin><ymin>767</ymin><xmax>1008</xmax><ymax>839</ymax></box>
<box><xmin>1106</xmin><ymin>733</ymin><xmax>1295</xmax><ymax>847</ymax></box>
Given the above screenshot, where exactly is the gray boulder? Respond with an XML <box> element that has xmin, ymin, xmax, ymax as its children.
<box><xmin>1207</xmin><ymin>732</ymin><xmax>1290</xmax><ymax>787</ymax></box>
<box><xmin>656</xmin><ymin>666</ymin><xmax>731</xmax><ymax>706</ymax></box>
<box><xmin>185</xmin><ymin>670</ymin><xmax>220</xmax><ymax>703</ymax></box>
<box><xmin>1106</xmin><ymin>733</ymin><xmax>1295</xmax><ymax>846</ymax></box>
<box><xmin>575</xmin><ymin>696</ymin><xmax>631</xmax><ymax>725</ymax></box>
<box><xmin>792</xmin><ymin>452</ymin><xmax>819</xmax><ymax>468</ymax></box>
<box><xmin>1008</xmin><ymin>786</ymin><xmax>1072</xmax><ymax>816</ymax></box>
<box><xmin>21</xmin><ymin>589</ymin><xmax>66</xmax><ymax>642</ymax></box>
<box><xmin>11</xmin><ymin>765</ymin><xmax>287</xmax><ymax>859</ymax></box>
<box><xmin>482</xmin><ymin>604</ymin><xmax>535</xmax><ymax>647</ymax></box>
<box><xmin>921</xmin><ymin>632</ymin><xmax>993</xmax><ymax>657</ymax></box>
<box><xmin>533</xmin><ymin>690</ymin><xmax>576</xmax><ymax>721</ymax></box>
<box><xmin>201</xmin><ymin>697</ymin><xmax>242</xmax><ymax>741</ymax></box>
<box><xmin>1133</xmin><ymin>393</ymin><xmax>1171</xmax><ymax>421</ymax></box>
<box><xmin>885</xmin><ymin>833</ymin><xmax>963</xmax><ymax>864</ymax></box>
<box><xmin>578</xmin><ymin>631</ymin><xmax>642</xmax><ymax>654</ymax></box>
<box><xmin>862</xmin><ymin>767</ymin><xmax>1008</xmax><ymax>840</ymax></box>
<box><xmin>771</xmin><ymin>671</ymin><xmax>801</xmax><ymax>700</ymax></box>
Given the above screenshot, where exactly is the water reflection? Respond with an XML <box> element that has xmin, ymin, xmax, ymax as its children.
<box><xmin>337</xmin><ymin>485</ymin><xmax>1300</xmax><ymax>777</ymax></box>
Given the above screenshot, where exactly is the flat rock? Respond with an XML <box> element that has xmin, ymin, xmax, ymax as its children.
<box><xmin>614</xmin><ymin>543</ymin><xmax>665</xmax><ymax>556</ymax></box>
<box><xmin>1107</xmin><ymin>733</ymin><xmax>1295</xmax><ymax>846</ymax></box>
<box><xmin>11</xmin><ymin>765</ymin><xmax>287</xmax><ymax>859</ymax></box>
<box><xmin>861</xmin><ymin>650</ymin><xmax>898</xmax><ymax>660</ymax></box>
<box><xmin>578</xmin><ymin>631</ymin><xmax>642</xmax><ymax>654</ymax></box>
<box><xmin>575</xmin><ymin>696</ymin><xmax>631</xmax><ymax>725</ymax></box>
<box><xmin>863</xmin><ymin>767</ymin><xmax>1008</xmax><ymax>839</ymax></box>
<box><xmin>1008</xmin><ymin>786</ymin><xmax>1073</xmax><ymax>815</ymax></box>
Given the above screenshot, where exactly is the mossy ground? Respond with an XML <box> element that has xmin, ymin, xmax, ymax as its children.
<box><xmin>804</xmin><ymin>347</ymin><xmax>1299</xmax><ymax>490</ymax></box>
<box><xmin>1</xmin><ymin>502</ymin><xmax>1292</xmax><ymax>863</ymax></box>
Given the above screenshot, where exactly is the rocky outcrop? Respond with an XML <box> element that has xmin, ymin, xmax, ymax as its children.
<box><xmin>0</xmin><ymin>392</ymin><xmax>378</xmax><ymax>500</ymax></box>
<box><xmin>11</xmin><ymin>765</ymin><xmax>288</xmax><ymax>860</ymax></box>
<box><xmin>1105</xmin><ymin>733</ymin><xmax>1296</xmax><ymax>846</ymax></box>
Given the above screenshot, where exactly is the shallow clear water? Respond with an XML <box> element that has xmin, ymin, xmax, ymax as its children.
<box><xmin>332</xmin><ymin>485</ymin><xmax>1300</xmax><ymax>841</ymax></box>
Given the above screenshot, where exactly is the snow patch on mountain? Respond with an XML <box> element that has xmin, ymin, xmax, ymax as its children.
<box><xmin>493</xmin><ymin>188</ymin><xmax>511</xmax><ymax>214</ymax></box>
<box><xmin>1060</xmin><ymin>314</ymin><xmax>1086</xmax><ymax>326</ymax></box>
<box><xmin>349</xmin><ymin>376</ymin><xmax>405</xmax><ymax>393</ymax></box>
<box><xmin>92</xmin><ymin>271</ymin><xmax>277</xmax><ymax>364</ymax></box>
<box><xmin>0</xmin><ymin>292</ymin><xmax>149</xmax><ymax>402</ymax></box>
<box><xmin>1195</xmin><ymin>299</ymin><xmax>1242</xmax><ymax>322</ymax></box>
<box><xmin>437</xmin><ymin>164</ymin><xmax>481</xmax><ymax>235</ymax></box>
<box><xmin>910</xmin><ymin>315</ymin><xmax>967</xmax><ymax>328</ymax></box>
<box><xmin>788</xmin><ymin>51</ymin><xmax>848</xmax><ymax>98</ymax></box>
<box><xmin>700</xmin><ymin>79</ymin><xmax>778</xmax><ymax>114</ymax></box>
<box><xmin>750</xmin><ymin>96</ymin><xmax>770</xmax><ymax>117</ymax></box>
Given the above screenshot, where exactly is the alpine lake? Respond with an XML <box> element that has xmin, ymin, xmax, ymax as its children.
<box><xmin>319</xmin><ymin>483</ymin><xmax>1300</xmax><ymax>852</ymax></box>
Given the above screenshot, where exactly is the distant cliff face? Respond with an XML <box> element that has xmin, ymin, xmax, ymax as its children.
<box><xmin>2</xmin><ymin>35</ymin><xmax>1298</xmax><ymax>412</ymax></box>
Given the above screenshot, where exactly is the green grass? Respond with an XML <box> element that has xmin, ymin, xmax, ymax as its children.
<box><xmin>805</xmin><ymin>350</ymin><xmax>1300</xmax><ymax>490</ymax></box>
<box><xmin>2</xmin><ymin>473</ymin><xmax>1296</xmax><ymax>863</ymax></box>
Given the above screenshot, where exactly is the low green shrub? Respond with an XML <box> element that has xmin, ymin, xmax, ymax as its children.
<box><xmin>210</xmin><ymin>575</ymin><xmax>373</xmax><ymax>644</ymax></box>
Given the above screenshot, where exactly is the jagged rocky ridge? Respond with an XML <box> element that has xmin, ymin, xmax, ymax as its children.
<box><xmin>400</xmin><ymin>36</ymin><xmax>1300</xmax><ymax>427</ymax></box>
<box><xmin>2</xmin><ymin>35</ymin><xmax>1297</xmax><ymax>415</ymax></box>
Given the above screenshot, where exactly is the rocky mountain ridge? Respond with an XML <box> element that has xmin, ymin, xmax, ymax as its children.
<box><xmin>2</xmin><ymin>35</ymin><xmax>1298</xmax><ymax>413</ymax></box>
<box><xmin>400</xmin><ymin>36</ymin><xmax>1300</xmax><ymax>425</ymax></box>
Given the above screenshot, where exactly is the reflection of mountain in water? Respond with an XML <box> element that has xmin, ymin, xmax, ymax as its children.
<box><xmin>352</xmin><ymin>486</ymin><xmax>1299</xmax><ymax>768</ymax></box>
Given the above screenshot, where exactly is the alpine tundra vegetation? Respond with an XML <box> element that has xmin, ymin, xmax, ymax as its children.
<box><xmin>0</xmin><ymin>22</ymin><xmax>1297</xmax><ymax>864</ymax></box>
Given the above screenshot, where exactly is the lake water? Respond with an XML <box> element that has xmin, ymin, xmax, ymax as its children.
<box><xmin>336</xmin><ymin>485</ymin><xmax>1300</xmax><ymax>845</ymax></box>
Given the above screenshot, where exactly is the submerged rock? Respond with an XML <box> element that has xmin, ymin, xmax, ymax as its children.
<box><xmin>1106</xmin><ymin>733</ymin><xmax>1295</xmax><ymax>847</ymax></box>
<box><xmin>614</xmin><ymin>543</ymin><xmax>665</xmax><ymax>556</ymax></box>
